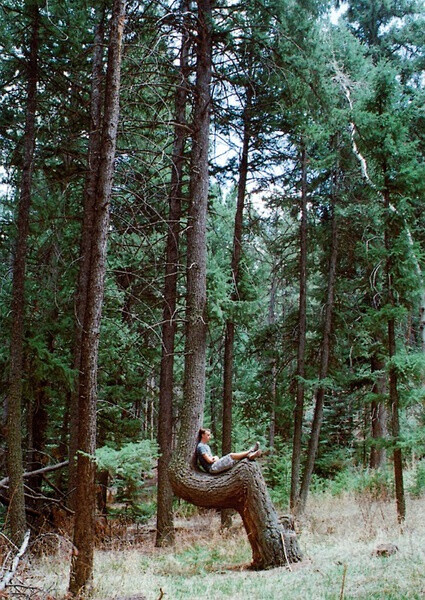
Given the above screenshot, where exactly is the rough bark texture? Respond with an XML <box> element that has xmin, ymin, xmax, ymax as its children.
<box><xmin>156</xmin><ymin>0</ymin><xmax>191</xmax><ymax>548</ymax></box>
<box><xmin>68</xmin><ymin>1</ymin><xmax>126</xmax><ymax>594</ymax></box>
<box><xmin>6</xmin><ymin>1</ymin><xmax>39</xmax><ymax>545</ymax></box>
<box><xmin>290</xmin><ymin>145</ymin><xmax>308</xmax><ymax>512</ymax></box>
<box><xmin>298</xmin><ymin>205</ymin><xmax>338</xmax><ymax>513</ymax></box>
<box><xmin>221</xmin><ymin>86</ymin><xmax>252</xmax><ymax>529</ymax></box>
<box><xmin>176</xmin><ymin>0</ymin><xmax>212</xmax><ymax>457</ymax></box>
<box><xmin>369</xmin><ymin>353</ymin><xmax>388</xmax><ymax>470</ymax></box>
<box><xmin>169</xmin><ymin>460</ymin><xmax>302</xmax><ymax>568</ymax></box>
<box><xmin>68</xmin><ymin>9</ymin><xmax>105</xmax><ymax>509</ymax></box>
<box><xmin>169</xmin><ymin>0</ymin><xmax>302</xmax><ymax>568</ymax></box>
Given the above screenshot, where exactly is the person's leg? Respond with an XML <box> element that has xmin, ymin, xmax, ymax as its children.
<box><xmin>229</xmin><ymin>450</ymin><xmax>250</xmax><ymax>460</ymax></box>
<box><xmin>210</xmin><ymin>454</ymin><xmax>237</xmax><ymax>473</ymax></box>
<box><xmin>230</xmin><ymin>441</ymin><xmax>261</xmax><ymax>461</ymax></box>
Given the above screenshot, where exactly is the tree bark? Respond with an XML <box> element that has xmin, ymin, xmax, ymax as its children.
<box><xmin>176</xmin><ymin>0</ymin><xmax>212</xmax><ymax>456</ymax></box>
<box><xmin>68</xmin><ymin>0</ymin><xmax>126</xmax><ymax>594</ymax></box>
<box><xmin>221</xmin><ymin>85</ymin><xmax>252</xmax><ymax>529</ymax></box>
<box><xmin>6</xmin><ymin>0</ymin><xmax>39</xmax><ymax>546</ymax></box>
<box><xmin>268</xmin><ymin>277</ymin><xmax>278</xmax><ymax>450</ymax></box>
<box><xmin>290</xmin><ymin>145</ymin><xmax>308</xmax><ymax>512</ymax></box>
<box><xmin>384</xmin><ymin>187</ymin><xmax>405</xmax><ymax>524</ymax></box>
<box><xmin>298</xmin><ymin>203</ymin><xmax>338</xmax><ymax>514</ymax></box>
<box><xmin>169</xmin><ymin>0</ymin><xmax>302</xmax><ymax>568</ymax></box>
<box><xmin>369</xmin><ymin>353</ymin><xmax>388</xmax><ymax>470</ymax></box>
<box><xmin>156</xmin><ymin>0</ymin><xmax>191</xmax><ymax>548</ymax></box>
<box><xmin>68</xmin><ymin>7</ymin><xmax>105</xmax><ymax>509</ymax></box>
<box><xmin>171</xmin><ymin>460</ymin><xmax>302</xmax><ymax>568</ymax></box>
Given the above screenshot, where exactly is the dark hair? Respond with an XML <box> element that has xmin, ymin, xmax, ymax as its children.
<box><xmin>197</xmin><ymin>427</ymin><xmax>210</xmax><ymax>442</ymax></box>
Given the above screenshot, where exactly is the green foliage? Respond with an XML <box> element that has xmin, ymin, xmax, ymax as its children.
<box><xmin>264</xmin><ymin>441</ymin><xmax>292</xmax><ymax>508</ymax></box>
<box><xmin>409</xmin><ymin>460</ymin><xmax>425</xmax><ymax>497</ymax></box>
<box><xmin>96</xmin><ymin>441</ymin><xmax>158</xmax><ymax>504</ymax></box>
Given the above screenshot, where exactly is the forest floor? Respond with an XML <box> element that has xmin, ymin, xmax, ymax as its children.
<box><xmin>14</xmin><ymin>493</ymin><xmax>425</xmax><ymax>600</ymax></box>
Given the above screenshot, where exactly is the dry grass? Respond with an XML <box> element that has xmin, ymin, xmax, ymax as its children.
<box><xmin>18</xmin><ymin>494</ymin><xmax>425</xmax><ymax>599</ymax></box>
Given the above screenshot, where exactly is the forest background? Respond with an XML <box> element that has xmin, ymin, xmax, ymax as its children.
<box><xmin>1</xmin><ymin>0</ymin><xmax>425</xmax><ymax>597</ymax></box>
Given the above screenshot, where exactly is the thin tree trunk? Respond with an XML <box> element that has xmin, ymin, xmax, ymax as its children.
<box><xmin>156</xmin><ymin>0</ymin><xmax>191</xmax><ymax>548</ymax></box>
<box><xmin>68</xmin><ymin>1</ymin><xmax>126</xmax><ymax>594</ymax></box>
<box><xmin>221</xmin><ymin>86</ymin><xmax>252</xmax><ymax>529</ymax></box>
<box><xmin>290</xmin><ymin>145</ymin><xmax>308</xmax><ymax>512</ymax></box>
<box><xmin>384</xmin><ymin>187</ymin><xmax>405</xmax><ymax>524</ymax></box>
<box><xmin>169</xmin><ymin>0</ymin><xmax>302</xmax><ymax>568</ymax></box>
<box><xmin>268</xmin><ymin>277</ymin><xmax>278</xmax><ymax>450</ymax></box>
<box><xmin>68</xmin><ymin>8</ymin><xmax>105</xmax><ymax>509</ymax></box>
<box><xmin>6</xmin><ymin>1</ymin><xmax>39</xmax><ymax>545</ymax></box>
<box><xmin>298</xmin><ymin>204</ymin><xmax>338</xmax><ymax>514</ymax></box>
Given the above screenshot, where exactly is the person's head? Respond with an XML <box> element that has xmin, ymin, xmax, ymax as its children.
<box><xmin>198</xmin><ymin>427</ymin><xmax>211</xmax><ymax>443</ymax></box>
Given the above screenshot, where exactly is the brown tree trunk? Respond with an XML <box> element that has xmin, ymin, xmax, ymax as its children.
<box><xmin>68</xmin><ymin>1</ymin><xmax>126</xmax><ymax>594</ymax></box>
<box><xmin>384</xmin><ymin>187</ymin><xmax>405</xmax><ymax>524</ymax></box>
<box><xmin>290</xmin><ymin>145</ymin><xmax>308</xmax><ymax>512</ymax></box>
<box><xmin>268</xmin><ymin>277</ymin><xmax>278</xmax><ymax>450</ymax></box>
<box><xmin>369</xmin><ymin>353</ymin><xmax>387</xmax><ymax>470</ymax></box>
<box><xmin>171</xmin><ymin>461</ymin><xmax>302</xmax><ymax>568</ymax></box>
<box><xmin>298</xmin><ymin>203</ymin><xmax>338</xmax><ymax>514</ymax></box>
<box><xmin>6</xmin><ymin>1</ymin><xmax>39</xmax><ymax>545</ymax></box>
<box><xmin>156</xmin><ymin>0</ymin><xmax>191</xmax><ymax>548</ymax></box>
<box><xmin>169</xmin><ymin>0</ymin><xmax>302</xmax><ymax>568</ymax></box>
<box><xmin>221</xmin><ymin>86</ymin><xmax>252</xmax><ymax>529</ymax></box>
<box><xmin>68</xmin><ymin>7</ymin><xmax>105</xmax><ymax>508</ymax></box>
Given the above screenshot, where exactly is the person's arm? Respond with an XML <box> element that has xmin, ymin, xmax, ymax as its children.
<box><xmin>201</xmin><ymin>452</ymin><xmax>218</xmax><ymax>464</ymax></box>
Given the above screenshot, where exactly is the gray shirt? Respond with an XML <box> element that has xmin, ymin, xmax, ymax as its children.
<box><xmin>197</xmin><ymin>442</ymin><xmax>212</xmax><ymax>472</ymax></box>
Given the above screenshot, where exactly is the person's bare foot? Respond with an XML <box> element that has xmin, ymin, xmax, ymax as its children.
<box><xmin>248</xmin><ymin>448</ymin><xmax>262</xmax><ymax>460</ymax></box>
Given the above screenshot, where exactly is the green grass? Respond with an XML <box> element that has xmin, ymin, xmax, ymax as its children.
<box><xmin>26</xmin><ymin>495</ymin><xmax>425</xmax><ymax>599</ymax></box>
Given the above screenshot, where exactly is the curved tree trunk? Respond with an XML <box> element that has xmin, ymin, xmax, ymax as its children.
<box><xmin>169</xmin><ymin>0</ymin><xmax>302</xmax><ymax>568</ymax></box>
<box><xmin>6</xmin><ymin>0</ymin><xmax>39</xmax><ymax>546</ymax></box>
<box><xmin>156</xmin><ymin>0</ymin><xmax>191</xmax><ymax>548</ymax></box>
<box><xmin>170</xmin><ymin>460</ymin><xmax>302</xmax><ymax>568</ymax></box>
<box><xmin>68</xmin><ymin>0</ymin><xmax>126</xmax><ymax>594</ymax></box>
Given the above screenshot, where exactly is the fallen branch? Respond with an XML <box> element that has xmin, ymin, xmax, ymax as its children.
<box><xmin>0</xmin><ymin>460</ymin><xmax>69</xmax><ymax>490</ymax></box>
<box><xmin>0</xmin><ymin>530</ymin><xmax>30</xmax><ymax>591</ymax></box>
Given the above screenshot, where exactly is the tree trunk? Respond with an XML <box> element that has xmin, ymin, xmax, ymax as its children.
<box><xmin>156</xmin><ymin>0</ymin><xmax>191</xmax><ymax>548</ymax></box>
<box><xmin>369</xmin><ymin>353</ymin><xmax>387</xmax><ymax>470</ymax></box>
<box><xmin>6</xmin><ymin>1</ymin><xmax>39</xmax><ymax>546</ymax></box>
<box><xmin>221</xmin><ymin>85</ymin><xmax>252</xmax><ymax>529</ymax></box>
<box><xmin>68</xmin><ymin>7</ymin><xmax>105</xmax><ymax>509</ymax></box>
<box><xmin>298</xmin><ymin>203</ymin><xmax>338</xmax><ymax>514</ymax></box>
<box><xmin>290</xmin><ymin>145</ymin><xmax>308</xmax><ymax>512</ymax></box>
<box><xmin>68</xmin><ymin>1</ymin><xmax>126</xmax><ymax>594</ymax></box>
<box><xmin>268</xmin><ymin>277</ymin><xmax>278</xmax><ymax>450</ymax></box>
<box><xmin>171</xmin><ymin>461</ymin><xmax>302</xmax><ymax>568</ymax></box>
<box><xmin>169</xmin><ymin>0</ymin><xmax>302</xmax><ymax>568</ymax></box>
<box><xmin>384</xmin><ymin>187</ymin><xmax>405</xmax><ymax>524</ymax></box>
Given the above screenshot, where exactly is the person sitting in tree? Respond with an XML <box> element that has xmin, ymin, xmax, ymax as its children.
<box><xmin>196</xmin><ymin>427</ymin><xmax>261</xmax><ymax>474</ymax></box>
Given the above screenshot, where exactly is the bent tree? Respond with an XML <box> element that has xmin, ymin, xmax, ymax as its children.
<box><xmin>169</xmin><ymin>0</ymin><xmax>302</xmax><ymax>568</ymax></box>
